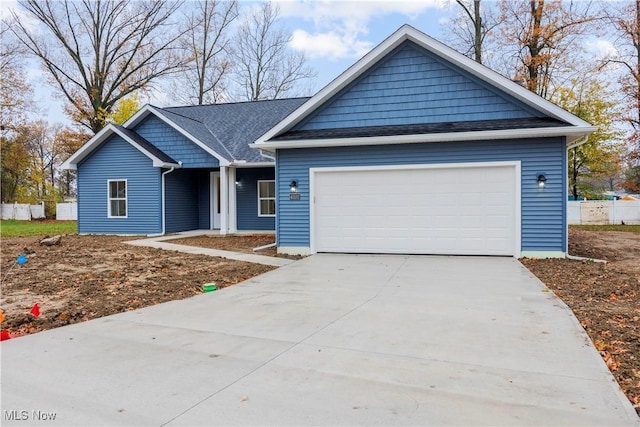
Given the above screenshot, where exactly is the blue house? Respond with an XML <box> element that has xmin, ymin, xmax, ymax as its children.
<box><xmin>64</xmin><ymin>25</ymin><xmax>595</xmax><ymax>258</ymax></box>
<box><xmin>251</xmin><ymin>25</ymin><xmax>596</xmax><ymax>258</ymax></box>
<box><xmin>62</xmin><ymin>98</ymin><xmax>308</xmax><ymax>235</ymax></box>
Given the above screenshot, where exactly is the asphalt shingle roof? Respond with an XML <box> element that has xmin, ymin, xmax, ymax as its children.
<box><xmin>156</xmin><ymin>98</ymin><xmax>309</xmax><ymax>163</ymax></box>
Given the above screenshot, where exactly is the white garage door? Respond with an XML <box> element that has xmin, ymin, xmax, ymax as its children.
<box><xmin>312</xmin><ymin>163</ymin><xmax>519</xmax><ymax>256</ymax></box>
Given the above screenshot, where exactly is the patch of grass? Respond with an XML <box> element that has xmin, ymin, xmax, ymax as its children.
<box><xmin>0</xmin><ymin>220</ymin><xmax>77</xmax><ymax>238</ymax></box>
<box><xmin>570</xmin><ymin>224</ymin><xmax>640</xmax><ymax>233</ymax></box>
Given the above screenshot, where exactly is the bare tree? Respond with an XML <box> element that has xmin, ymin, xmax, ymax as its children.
<box><xmin>0</xmin><ymin>19</ymin><xmax>33</xmax><ymax>133</ymax></box>
<box><xmin>172</xmin><ymin>0</ymin><xmax>238</xmax><ymax>105</ymax></box>
<box><xmin>232</xmin><ymin>2</ymin><xmax>315</xmax><ymax>101</ymax></box>
<box><xmin>603</xmin><ymin>1</ymin><xmax>640</xmax><ymax>155</ymax></box>
<box><xmin>446</xmin><ymin>0</ymin><xmax>502</xmax><ymax>64</ymax></box>
<box><xmin>497</xmin><ymin>0</ymin><xmax>598</xmax><ymax>99</ymax></box>
<box><xmin>11</xmin><ymin>0</ymin><xmax>190</xmax><ymax>133</ymax></box>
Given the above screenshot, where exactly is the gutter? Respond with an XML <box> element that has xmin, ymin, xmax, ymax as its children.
<box><xmin>229</xmin><ymin>160</ymin><xmax>274</xmax><ymax>168</ymax></box>
<box><xmin>250</xmin><ymin>126</ymin><xmax>599</xmax><ymax>152</ymax></box>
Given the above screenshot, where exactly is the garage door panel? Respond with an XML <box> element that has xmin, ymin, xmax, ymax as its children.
<box><xmin>313</xmin><ymin>165</ymin><xmax>517</xmax><ymax>255</ymax></box>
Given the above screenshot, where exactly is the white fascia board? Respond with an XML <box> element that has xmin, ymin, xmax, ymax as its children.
<box><xmin>253</xmin><ymin>24</ymin><xmax>591</xmax><ymax>147</ymax></box>
<box><xmin>250</xmin><ymin>126</ymin><xmax>598</xmax><ymax>152</ymax></box>
<box><xmin>60</xmin><ymin>124</ymin><xmax>119</xmax><ymax>170</ymax></box>
<box><xmin>122</xmin><ymin>103</ymin><xmax>155</xmax><ymax>128</ymax></box>
<box><xmin>229</xmin><ymin>161</ymin><xmax>274</xmax><ymax>168</ymax></box>
<box><xmin>142</xmin><ymin>105</ymin><xmax>230</xmax><ymax>166</ymax></box>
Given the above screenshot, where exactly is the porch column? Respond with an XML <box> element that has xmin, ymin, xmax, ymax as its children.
<box><xmin>220</xmin><ymin>166</ymin><xmax>228</xmax><ymax>235</ymax></box>
<box><xmin>228</xmin><ymin>167</ymin><xmax>237</xmax><ymax>233</ymax></box>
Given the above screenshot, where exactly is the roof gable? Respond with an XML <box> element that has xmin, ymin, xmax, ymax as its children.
<box><xmin>253</xmin><ymin>25</ymin><xmax>596</xmax><ymax>149</ymax></box>
<box><xmin>133</xmin><ymin>114</ymin><xmax>220</xmax><ymax>168</ymax></box>
<box><xmin>295</xmin><ymin>41</ymin><xmax>541</xmax><ymax>131</ymax></box>
<box><xmin>60</xmin><ymin>124</ymin><xmax>180</xmax><ymax>170</ymax></box>
<box><xmin>124</xmin><ymin>105</ymin><xmax>230</xmax><ymax>165</ymax></box>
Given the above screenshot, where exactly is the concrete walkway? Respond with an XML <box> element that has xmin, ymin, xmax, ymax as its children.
<box><xmin>126</xmin><ymin>232</ymin><xmax>293</xmax><ymax>267</ymax></box>
<box><xmin>1</xmin><ymin>255</ymin><xmax>638</xmax><ymax>426</ymax></box>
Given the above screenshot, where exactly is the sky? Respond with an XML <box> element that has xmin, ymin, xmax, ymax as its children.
<box><xmin>4</xmin><ymin>0</ymin><xmax>616</xmax><ymax>127</ymax></box>
<box><xmin>2</xmin><ymin>0</ymin><xmax>455</xmax><ymax>126</ymax></box>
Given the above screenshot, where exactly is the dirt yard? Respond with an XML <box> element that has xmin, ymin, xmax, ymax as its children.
<box><xmin>0</xmin><ymin>235</ymin><xmax>275</xmax><ymax>336</ymax></box>
<box><xmin>521</xmin><ymin>228</ymin><xmax>640</xmax><ymax>415</ymax></box>
<box><xmin>1</xmin><ymin>229</ymin><xmax>638</xmax><ymax>414</ymax></box>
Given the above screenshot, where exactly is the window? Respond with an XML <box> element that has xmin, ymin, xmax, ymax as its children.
<box><xmin>108</xmin><ymin>180</ymin><xmax>127</xmax><ymax>218</ymax></box>
<box><xmin>258</xmin><ymin>180</ymin><xmax>276</xmax><ymax>217</ymax></box>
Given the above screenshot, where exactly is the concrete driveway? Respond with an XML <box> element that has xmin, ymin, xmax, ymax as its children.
<box><xmin>1</xmin><ymin>254</ymin><xmax>638</xmax><ymax>426</ymax></box>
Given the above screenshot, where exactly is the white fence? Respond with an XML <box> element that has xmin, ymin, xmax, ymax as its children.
<box><xmin>1</xmin><ymin>202</ymin><xmax>45</xmax><ymax>220</ymax></box>
<box><xmin>56</xmin><ymin>202</ymin><xmax>78</xmax><ymax>220</ymax></box>
<box><xmin>568</xmin><ymin>200</ymin><xmax>640</xmax><ymax>225</ymax></box>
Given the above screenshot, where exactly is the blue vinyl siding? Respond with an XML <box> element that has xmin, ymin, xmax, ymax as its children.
<box><xmin>198</xmin><ymin>171</ymin><xmax>210</xmax><ymax>229</ymax></box>
<box><xmin>77</xmin><ymin>135</ymin><xmax>161</xmax><ymax>234</ymax></box>
<box><xmin>134</xmin><ymin>115</ymin><xmax>219</xmax><ymax>168</ymax></box>
<box><xmin>236</xmin><ymin>167</ymin><xmax>276</xmax><ymax>230</ymax></box>
<box><xmin>276</xmin><ymin>137</ymin><xmax>566</xmax><ymax>252</ymax></box>
<box><xmin>165</xmin><ymin>170</ymin><xmax>200</xmax><ymax>233</ymax></box>
<box><xmin>296</xmin><ymin>41</ymin><xmax>540</xmax><ymax>130</ymax></box>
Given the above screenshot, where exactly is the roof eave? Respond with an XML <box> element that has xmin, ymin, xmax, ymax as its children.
<box><xmin>250</xmin><ymin>126</ymin><xmax>598</xmax><ymax>152</ymax></box>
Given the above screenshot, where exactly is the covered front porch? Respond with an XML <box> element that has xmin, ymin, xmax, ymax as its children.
<box><xmin>164</xmin><ymin>165</ymin><xmax>275</xmax><ymax>235</ymax></box>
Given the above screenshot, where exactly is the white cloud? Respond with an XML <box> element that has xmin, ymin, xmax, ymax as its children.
<box><xmin>1</xmin><ymin>0</ymin><xmax>41</xmax><ymax>33</ymax></box>
<box><xmin>290</xmin><ymin>29</ymin><xmax>373</xmax><ymax>60</ymax></box>
<box><xmin>584</xmin><ymin>39</ymin><xmax>618</xmax><ymax>60</ymax></box>
<box><xmin>278</xmin><ymin>0</ymin><xmax>446</xmax><ymax>60</ymax></box>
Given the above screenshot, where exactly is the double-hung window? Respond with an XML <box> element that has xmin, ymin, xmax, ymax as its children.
<box><xmin>257</xmin><ymin>180</ymin><xmax>276</xmax><ymax>217</ymax></box>
<box><xmin>108</xmin><ymin>180</ymin><xmax>127</xmax><ymax>218</ymax></box>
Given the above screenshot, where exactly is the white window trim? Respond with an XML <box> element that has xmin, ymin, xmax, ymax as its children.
<box><xmin>107</xmin><ymin>179</ymin><xmax>128</xmax><ymax>219</ymax></box>
<box><xmin>257</xmin><ymin>179</ymin><xmax>276</xmax><ymax>217</ymax></box>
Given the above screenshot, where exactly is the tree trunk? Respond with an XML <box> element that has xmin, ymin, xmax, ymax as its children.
<box><xmin>474</xmin><ymin>0</ymin><xmax>482</xmax><ymax>63</ymax></box>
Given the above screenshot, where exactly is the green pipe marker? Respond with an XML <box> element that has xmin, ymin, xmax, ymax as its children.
<box><xmin>203</xmin><ymin>283</ymin><xmax>217</xmax><ymax>292</ymax></box>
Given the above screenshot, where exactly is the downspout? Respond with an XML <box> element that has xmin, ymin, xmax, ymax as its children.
<box><xmin>259</xmin><ymin>149</ymin><xmax>276</xmax><ymax>161</ymax></box>
<box><xmin>566</xmin><ymin>135</ymin><xmax>588</xmax><ymax>151</ymax></box>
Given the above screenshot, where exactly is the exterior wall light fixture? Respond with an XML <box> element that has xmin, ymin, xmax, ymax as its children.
<box><xmin>537</xmin><ymin>174</ymin><xmax>547</xmax><ymax>188</ymax></box>
<box><xmin>289</xmin><ymin>180</ymin><xmax>298</xmax><ymax>193</ymax></box>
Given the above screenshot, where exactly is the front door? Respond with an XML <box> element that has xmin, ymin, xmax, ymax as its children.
<box><xmin>211</xmin><ymin>172</ymin><xmax>221</xmax><ymax>229</ymax></box>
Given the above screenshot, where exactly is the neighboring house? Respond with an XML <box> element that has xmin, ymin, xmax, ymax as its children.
<box><xmin>251</xmin><ymin>25</ymin><xmax>596</xmax><ymax>258</ymax></box>
<box><xmin>61</xmin><ymin>98</ymin><xmax>308</xmax><ymax>235</ymax></box>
